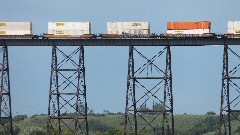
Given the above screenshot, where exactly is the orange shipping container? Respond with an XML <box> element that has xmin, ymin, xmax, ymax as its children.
<box><xmin>167</xmin><ymin>21</ymin><xmax>211</xmax><ymax>30</ymax></box>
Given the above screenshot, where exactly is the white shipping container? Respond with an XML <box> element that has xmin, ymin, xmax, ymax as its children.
<box><xmin>107</xmin><ymin>22</ymin><xmax>150</xmax><ymax>34</ymax></box>
<box><xmin>167</xmin><ymin>29</ymin><xmax>210</xmax><ymax>34</ymax></box>
<box><xmin>0</xmin><ymin>22</ymin><xmax>32</xmax><ymax>35</ymax></box>
<box><xmin>0</xmin><ymin>30</ymin><xmax>32</xmax><ymax>35</ymax></box>
<box><xmin>48</xmin><ymin>22</ymin><xmax>91</xmax><ymax>35</ymax></box>
<box><xmin>228</xmin><ymin>28</ymin><xmax>240</xmax><ymax>34</ymax></box>
<box><xmin>228</xmin><ymin>21</ymin><xmax>240</xmax><ymax>34</ymax></box>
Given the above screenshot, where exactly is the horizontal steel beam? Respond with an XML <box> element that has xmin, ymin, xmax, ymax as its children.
<box><xmin>128</xmin><ymin>110</ymin><xmax>172</xmax><ymax>112</ymax></box>
<box><xmin>224</xmin><ymin>77</ymin><xmax>240</xmax><ymax>79</ymax></box>
<box><xmin>0</xmin><ymin>38</ymin><xmax>240</xmax><ymax>46</ymax></box>
<box><xmin>223</xmin><ymin>110</ymin><xmax>240</xmax><ymax>112</ymax></box>
<box><xmin>50</xmin><ymin>117</ymin><xmax>87</xmax><ymax>119</ymax></box>
<box><xmin>130</xmin><ymin>77</ymin><xmax>165</xmax><ymax>79</ymax></box>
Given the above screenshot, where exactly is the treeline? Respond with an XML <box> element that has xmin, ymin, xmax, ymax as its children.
<box><xmin>88</xmin><ymin>109</ymin><xmax>124</xmax><ymax>116</ymax></box>
<box><xmin>1</xmin><ymin>111</ymin><xmax>240</xmax><ymax>135</ymax></box>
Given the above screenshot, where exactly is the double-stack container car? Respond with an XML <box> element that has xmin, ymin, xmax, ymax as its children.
<box><xmin>44</xmin><ymin>22</ymin><xmax>94</xmax><ymax>38</ymax></box>
<box><xmin>0</xmin><ymin>22</ymin><xmax>33</xmax><ymax>38</ymax></box>
<box><xmin>225</xmin><ymin>21</ymin><xmax>240</xmax><ymax>38</ymax></box>
<box><xmin>161</xmin><ymin>21</ymin><xmax>213</xmax><ymax>38</ymax></box>
<box><xmin>101</xmin><ymin>22</ymin><xmax>155</xmax><ymax>38</ymax></box>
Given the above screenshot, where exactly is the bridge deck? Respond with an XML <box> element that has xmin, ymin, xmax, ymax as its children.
<box><xmin>0</xmin><ymin>38</ymin><xmax>240</xmax><ymax>46</ymax></box>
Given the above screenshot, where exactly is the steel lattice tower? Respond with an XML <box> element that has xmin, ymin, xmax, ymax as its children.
<box><xmin>124</xmin><ymin>46</ymin><xmax>174</xmax><ymax>135</ymax></box>
<box><xmin>0</xmin><ymin>45</ymin><xmax>13</xmax><ymax>134</ymax></box>
<box><xmin>47</xmin><ymin>46</ymin><xmax>88</xmax><ymax>134</ymax></box>
<box><xmin>220</xmin><ymin>45</ymin><xmax>240</xmax><ymax>134</ymax></box>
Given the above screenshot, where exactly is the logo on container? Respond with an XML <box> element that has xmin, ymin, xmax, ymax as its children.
<box><xmin>0</xmin><ymin>31</ymin><xmax>6</xmax><ymax>34</ymax></box>
<box><xmin>56</xmin><ymin>30</ymin><xmax>64</xmax><ymax>34</ymax></box>
<box><xmin>0</xmin><ymin>23</ymin><xmax>6</xmax><ymax>26</ymax></box>
<box><xmin>235</xmin><ymin>29</ymin><xmax>240</xmax><ymax>33</ymax></box>
<box><xmin>56</xmin><ymin>22</ymin><xmax>65</xmax><ymax>26</ymax></box>
<box><xmin>132</xmin><ymin>22</ymin><xmax>141</xmax><ymax>26</ymax></box>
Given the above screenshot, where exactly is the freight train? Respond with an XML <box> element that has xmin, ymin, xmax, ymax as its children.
<box><xmin>0</xmin><ymin>21</ymin><xmax>240</xmax><ymax>39</ymax></box>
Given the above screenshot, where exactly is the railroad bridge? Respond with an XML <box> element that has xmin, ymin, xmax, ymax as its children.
<box><xmin>0</xmin><ymin>38</ymin><xmax>240</xmax><ymax>134</ymax></box>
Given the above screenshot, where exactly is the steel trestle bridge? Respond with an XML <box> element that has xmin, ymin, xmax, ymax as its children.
<box><xmin>0</xmin><ymin>38</ymin><xmax>240</xmax><ymax>135</ymax></box>
<box><xmin>1</xmin><ymin>38</ymin><xmax>240</xmax><ymax>46</ymax></box>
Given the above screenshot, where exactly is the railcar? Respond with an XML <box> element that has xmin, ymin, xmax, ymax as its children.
<box><xmin>101</xmin><ymin>22</ymin><xmax>157</xmax><ymax>38</ymax></box>
<box><xmin>0</xmin><ymin>22</ymin><xmax>36</xmax><ymax>39</ymax></box>
<box><xmin>43</xmin><ymin>22</ymin><xmax>94</xmax><ymax>39</ymax></box>
<box><xmin>43</xmin><ymin>34</ymin><xmax>96</xmax><ymax>39</ymax></box>
<box><xmin>160</xmin><ymin>21</ymin><xmax>215</xmax><ymax>38</ymax></box>
<box><xmin>224</xmin><ymin>21</ymin><xmax>240</xmax><ymax>38</ymax></box>
<box><xmin>0</xmin><ymin>34</ymin><xmax>37</xmax><ymax>39</ymax></box>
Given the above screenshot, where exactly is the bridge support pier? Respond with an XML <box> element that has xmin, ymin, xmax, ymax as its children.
<box><xmin>220</xmin><ymin>45</ymin><xmax>240</xmax><ymax>134</ymax></box>
<box><xmin>0</xmin><ymin>45</ymin><xmax>13</xmax><ymax>134</ymax></box>
<box><xmin>124</xmin><ymin>46</ymin><xmax>174</xmax><ymax>135</ymax></box>
<box><xmin>47</xmin><ymin>46</ymin><xmax>88</xmax><ymax>134</ymax></box>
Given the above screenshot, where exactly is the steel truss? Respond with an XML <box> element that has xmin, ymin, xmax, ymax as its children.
<box><xmin>219</xmin><ymin>45</ymin><xmax>240</xmax><ymax>135</ymax></box>
<box><xmin>0</xmin><ymin>45</ymin><xmax>13</xmax><ymax>134</ymax></box>
<box><xmin>47</xmin><ymin>46</ymin><xmax>88</xmax><ymax>134</ymax></box>
<box><xmin>124</xmin><ymin>46</ymin><xmax>174</xmax><ymax>135</ymax></box>
<box><xmin>220</xmin><ymin>45</ymin><xmax>240</xmax><ymax>134</ymax></box>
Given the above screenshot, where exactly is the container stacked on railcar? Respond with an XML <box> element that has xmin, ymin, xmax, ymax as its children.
<box><xmin>225</xmin><ymin>21</ymin><xmax>240</xmax><ymax>38</ymax></box>
<box><xmin>44</xmin><ymin>22</ymin><xmax>95</xmax><ymax>38</ymax></box>
<box><xmin>161</xmin><ymin>21</ymin><xmax>214</xmax><ymax>38</ymax></box>
<box><xmin>0</xmin><ymin>22</ymin><xmax>34</xmax><ymax>38</ymax></box>
<box><xmin>102</xmin><ymin>22</ymin><xmax>155</xmax><ymax>38</ymax></box>
<box><xmin>2</xmin><ymin>21</ymin><xmax>240</xmax><ymax>39</ymax></box>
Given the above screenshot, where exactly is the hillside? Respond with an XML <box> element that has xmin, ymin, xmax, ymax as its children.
<box><xmin>2</xmin><ymin>113</ymin><xmax>239</xmax><ymax>134</ymax></box>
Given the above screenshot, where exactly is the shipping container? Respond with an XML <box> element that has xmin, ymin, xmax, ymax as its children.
<box><xmin>167</xmin><ymin>29</ymin><xmax>210</xmax><ymax>34</ymax></box>
<box><xmin>167</xmin><ymin>21</ymin><xmax>211</xmax><ymax>30</ymax></box>
<box><xmin>0</xmin><ymin>22</ymin><xmax>32</xmax><ymax>35</ymax></box>
<box><xmin>48</xmin><ymin>22</ymin><xmax>91</xmax><ymax>35</ymax></box>
<box><xmin>107</xmin><ymin>22</ymin><xmax>150</xmax><ymax>35</ymax></box>
<box><xmin>227</xmin><ymin>21</ymin><xmax>240</xmax><ymax>34</ymax></box>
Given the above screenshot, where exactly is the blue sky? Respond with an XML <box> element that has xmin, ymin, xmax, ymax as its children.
<box><xmin>1</xmin><ymin>0</ymin><xmax>240</xmax><ymax>115</ymax></box>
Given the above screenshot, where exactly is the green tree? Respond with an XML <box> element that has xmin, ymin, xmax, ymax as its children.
<box><xmin>88</xmin><ymin>109</ymin><xmax>95</xmax><ymax>116</ymax></box>
<box><xmin>62</xmin><ymin>130</ymin><xmax>74</xmax><ymax>135</ymax></box>
<box><xmin>234</xmin><ymin>126</ymin><xmax>240</xmax><ymax>134</ymax></box>
<box><xmin>13</xmin><ymin>114</ymin><xmax>27</xmax><ymax>122</ymax></box>
<box><xmin>23</xmin><ymin>126</ymin><xmax>47</xmax><ymax>135</ymax></box>
<box><xmin>153</xmin><ymin>103</ymin><xmax>164</xmax><ymax>111</ymax></box>
<box><xmin>103</xmin><ymin>110</ymin><xmax>110</xmax><ymax>114</ymax></box>
<box><xmin>88</xmin><ymin>119</ymin><xmax>113</xmax><ymax>132</ymax></box>
<box><xmin>0</xmin><ymin>123</ymin><xmax>20</xmax><ymax>135</ymax></box>
<box><xmin>116</xmin><ymin>112</ymin><xmax>123</xmax><ymax>115</ymax></box>
<box><xmin>30</xmin><ymin>129</ymin><xmax>46</xmax><ymax>135</ymax></box>
<box><xmin>231</xmin><ymin>112</ymin><xmax>240</xmax><ymax>121</ymax></box>
<box><xmin>139</xmin><ymin>103</ymin><xmax>150</xmax><ymax>114</ymax></box>
<box><xmin>190</xmin><ymin>116</ymin><xmax>218</xmax><ymax>134</ymax></box>
<box><xmin>205</xmin><ymin>111</ymin><xmax>216</xmax><ymax>115</ymax></box>
<box><xmin>99</xmin><ymin>129</ymin><xmax>124</xmax><ymax>135</ymax></box>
